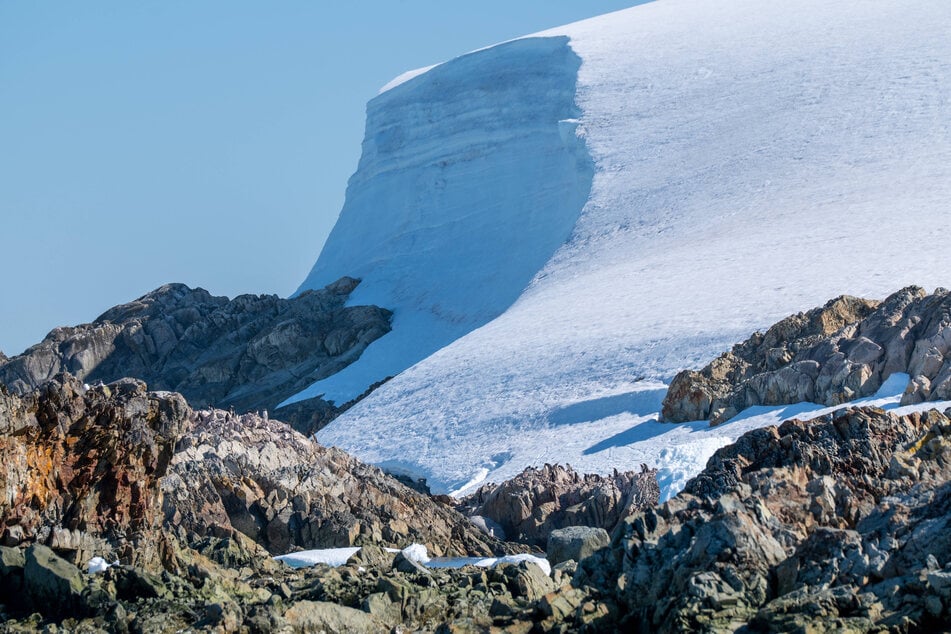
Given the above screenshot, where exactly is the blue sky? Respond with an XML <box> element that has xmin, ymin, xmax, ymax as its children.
<box><xmin>0</xmin><ymin>1</ymin><xmax>642</xmax><ymax>356</ymax></box>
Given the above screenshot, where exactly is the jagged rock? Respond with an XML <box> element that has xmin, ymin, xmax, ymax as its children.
<box><xmin>0</xmin><ymin>278</ymin><xmax>391</xmax><ymax>434</ymax></box>
<box><xmin>0</xmin><ymin>372</ymin><xmax>554</xmax><ymax>632</ymax></box>
<box><xmin>457</xmin><ymin>463</ymin><xmax>659</xmax><ymax>547</ymax></box>
<box><xmin>0</xmin><ymin>374</ymin><xmax>188</xmax><ymax>569</ymax></box>
<box><xmin>607</xmin><ymin>406</ymin><xmax>951</xmax><ymax>632</ymax></box>
<box><xmin>547</xmin><ymin>526</ymin><xmax>610</xmax><ymax>565</ymax></box>
<box><xmin>662</xmin><ymin>287</ymin><xmax>951</xmax><ymax>424</ymax></box>
<box><xmin>0</xmin><ymin>370</ymin><xmax>512</xmax><ymax>564</ymax></box>
<box><xmin>164</xmin><ymin>407</ymin><xmax>512</xmax><ymax>557</ymax></box>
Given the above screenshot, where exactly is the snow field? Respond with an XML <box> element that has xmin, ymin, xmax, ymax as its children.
<box><xmin>303</xmin><ymin>0</ymin><xmax>951</xmax><ymax>495</ymax></box>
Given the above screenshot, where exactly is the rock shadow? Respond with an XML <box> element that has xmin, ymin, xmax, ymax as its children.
<box><xmin>549</xmin><ymin>388</ymin><xmax>667</xmax><ymax>426</ymax></box>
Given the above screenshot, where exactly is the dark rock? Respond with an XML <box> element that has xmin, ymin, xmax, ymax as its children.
<box><xmin>0</xmin><ymin>545</ymin><xmax>25</xmax><ymax>598</ymax></box>
<box><xmin>112</xmin><ymin>565</ymin><xmax>169</xmax><ymax>600</ymax></box>
<box><xmin>547</xmin><ymin>526</ymin><xmax>610</xmax><ymax>565</ymax></box>
<box><xmin>23</xmin><ymin>544</ymin><xmax>86</xmax><ymax>618</ymax></box>
<box><xmin>393</xmin><ymin>552</ymin><xmax>430</xmax><ymax>575</ymax></box>
<box><xmin>0</xmin><ymin>278</ymin><xmax>392</xmax><ymax>434</ymax></box>
<box><xmin>457</xmin><ymin>463</ymin><xmax>659</xmax><ymax>547</ymax></box>
<box><xmin>608</xmin><ymin>406</ymin><xmax>951</xmax><ymax>632</ymax></box>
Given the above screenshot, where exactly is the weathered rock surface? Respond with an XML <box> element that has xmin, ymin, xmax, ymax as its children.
<box><xmin>547</xmin><ymin>526</ymin><xmax>610</xmax><ymax>566</ymax></box>
<box><xmin>458</xmin><ymin>463</ymin><xmax>659</xmax><ymax>548</ymax></box>
<box><xmin>0</xmin><ymin>277</ymin><xmax>391</xmax><ymax>434</ymax></box>
<box><xmin>596</xmin><ymin>406</ymin><xmax>951</xmax><ymax>632</ymax></box>
<box><xmin>0</xmin><ymin>375</ymin><xmax>187</xmax><ymax>568</ymax></box>
<box><xmin>164</xmin><ymin>408</ymin><xmax>511</xmax><ymax>557</ymax></box>
<box><xmin>0</xmin><ymin>374</ymin><xmax>552</xmax><ymax>632</ymax></box>
<box><xmin>663</xmin><ymin>286</ymin><xmax>951</xmax><ymax>424</ymax></box>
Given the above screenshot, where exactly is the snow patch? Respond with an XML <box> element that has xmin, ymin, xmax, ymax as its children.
<box><xmin>400</xmin><ymin>543</ymin><xmax>430</xmax><ymax>564</ymax></box>
<box><xmin>378</xmin><ymin>64</ymin><xmax>438</xmax><ymax>93</ymax></box>
<box><xmin>87</xmin><ymin>557</ymin><xmax>117</xmax><ymax>574</ymax></box>
<box><xmin>274</xmin><ymin>547</ymin><xmax>360</xmax><ymax>568</ymax></box>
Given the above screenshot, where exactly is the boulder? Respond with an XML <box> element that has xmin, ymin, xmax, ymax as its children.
<box><xmin>283</xmin><ymin>600</ymin><xmax>385</xmax><ymax>633</ymax></box>
<box><xmin>23</xmin><ymin>544</ymin><xmax>86</xmax><ymax>618</ymax></box>
<box><xmin>547</xmin><ymin>526</ymin><xmax>610</xmax><ymax>565</ymax></box>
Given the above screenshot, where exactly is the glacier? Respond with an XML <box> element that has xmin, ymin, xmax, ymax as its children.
<box><xmin>292</xmin><ymin>36</ymin><xmax>593</xmax><ymax>402</ymax></box>
<box><xmin>297</xmin><ymin>0</ymin><xmax>951</xmax><ymax>495</ymax></box>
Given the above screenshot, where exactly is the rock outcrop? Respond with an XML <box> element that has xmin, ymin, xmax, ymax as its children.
<box><xmin>0</xmin><ymin>375</ymin><xmax>508</xmax><ymax>564</ymax></box>
<box><xmin>574</xmin><ymin>405</ymin><xmax>951</xmax><ymax>632</ymax></box>
<box><xmin>662</xmin><ymin>286</ymin><xmax>951</xmax><ymax>424</ymax></box>
<box><xmin>164</xmin><ymin>409</ymin><xmax>511</xmax><ymax>557</ymax></box>
<box><xmin>0</xmin><ymin>277</ymin><xmax>391</xmax><ymax>434</ymax></box>
<box><xmin>546</xmin><ymin>526</ymin><xmax>610</xmax><ymax>566</ymax></box>
<box><xmin>458</xmin><ymin>463</ymin><xmax>659</xmax><ymax>548</ymax></box>
<box><xmin>0</xmin><ymin>373</ymin><xmax>553</xmax><ymax>631</ymax></box>
<box><xmin>0</xmin><ymin>375</ymin><xmax>188</xmax><ymax>568</ymax></box>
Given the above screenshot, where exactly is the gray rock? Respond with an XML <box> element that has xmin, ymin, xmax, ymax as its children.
<box><xmin>510</xmin><ymin>560</ymin><xmax>556</xmax><ymax>600</ymax></box>
<box><xmin>283</xmin><ymin>600</ymin><xmax>385</xmax><ymax>633</ymax></box>
<box><xmin>662</xmin><ymin>287</ymin><xmax>951</xmax><ymax>425</ymax></box>
<box><xmin>23</xmin><ymin>544</ymin><xmax>86</xmax><ymax>617</ymax></box>
<box><xmin>0</xmin><ymin>546</ymin><xmax>25</xmax><ymax>597</ymax></box>
<box><xmin>0</xmin><ymin>277</ymin><xmax>392</xmax><ymax>435</ymax></box>
<box><xmin>393</xmin><ymin>552</ymin><xmax>430</xmax><ymax>575</ymax></box>
<box><xmin>614</xmin><ymin>406</ymin><xmax>951</xmax><ymax>632</ymax></box>
<box><xmin>347</xmin><ymin>544</ymin><xmax>396</xmax><ymax>568</ymax></box>
<box><xmin>547</xmin><ymin>526</ymin><xmax>610</xmax><ymax>565</ymax></box>
<box><xmin>458</xmin><ymin>463</ymin><xmax>659</xmax><ymax>547</ymax></box>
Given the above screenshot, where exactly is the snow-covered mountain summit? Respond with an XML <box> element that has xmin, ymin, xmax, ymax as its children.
<box><xmin>294</xmin><ymin>0</ymin><xmax>951</xmax><ymax>495</ymax></box>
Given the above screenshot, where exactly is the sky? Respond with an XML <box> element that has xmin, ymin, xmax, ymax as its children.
<box><xmin>0</xmin><ymin>1</ymin><xmax>643</xmax><ymax>357</ymax></box>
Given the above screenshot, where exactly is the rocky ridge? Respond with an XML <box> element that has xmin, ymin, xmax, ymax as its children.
<box><xmin>593</xmin><ymin>405</ymin><xmax>951</xmax><ymax>631</ymax></box>
<box><xmin>662</xmin><ymin>286</ymin><xmax>951</xmax><ymax>425</ymax></box>
<box><xmin>0</xmin><ymin>373</ymin><xmax>616</xmax><ymax>633</ymax></box>
<box><xmin>164</xmin><ymin>408</ymin><xmax>511</xmax><ymax>557</ymax></box>
<box><xmin>0</xmin><ymin>374</ymin><xmax>505</xmax><ymax>562</ymax></box>
<box><xmin>0</xmin><ymin>277</ymin><xmax>391</xmax><ymax>435</ymax></box>
<box><xmin>458</xmin><ymin>463</ymin><xmax>659</xmax><ymax>547</ymax></box>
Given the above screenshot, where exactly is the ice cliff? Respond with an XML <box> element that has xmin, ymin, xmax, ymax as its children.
<box><xmin>293</xmin><ymin>36</ymin><xmax>592</xmax><ymax>402</ymax></box>
<box><xmin>297</xmin><ymin>0</ymin><xmax>951</xmax><ymax>495</ymax></box>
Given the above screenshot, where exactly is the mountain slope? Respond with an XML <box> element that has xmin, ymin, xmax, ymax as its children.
<box><xmin>301</xmin><ymin>0</ymin><xmax>951</xmax><ymax>494</ymax></box>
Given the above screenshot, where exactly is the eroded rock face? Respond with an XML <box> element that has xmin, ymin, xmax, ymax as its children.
<box><xmin>601</xmin><ymin>406</ymin><xmax>951</xmax><ymax>632</ymax></box>
<box><xmin>0</xmin><ymin>277</ymin><xmax>391</xmax><ymax>434</ymax></box>
<box><xmin>0</xmin><ymin>374</ymin><xmax>188</xmax><ymax>568</ymax></box>
<box><xmin>0</xmin><ymin>375</ymin><xmax>511</xmax><ymax>567</ymax></box>
<box><xmin>662</xmin><ymin>286</ymin><xmax>951</xmax><ymax>424</ymax></box>
<box><xmin>458</xmin><ymin>463</ymin><xmax>659</xmax><ymax>548</ymax></box>
<box><xmin>164</xmin><ymin>409</ymin><xmax>511</xmax><ymax>557</ymax></box>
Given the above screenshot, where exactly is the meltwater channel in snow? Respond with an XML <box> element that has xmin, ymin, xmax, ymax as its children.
<box><xmin>296</xmin><ymin>0</ymin><xmax>951</xmax><ymax>495</ymax></box>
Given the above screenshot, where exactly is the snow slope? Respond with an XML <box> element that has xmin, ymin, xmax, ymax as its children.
<box><xmin>300</xmin><ymin>0</ymin><xmax>951</xmax><ymax>495</ymax></box>
<box><xmin>292</xmin><ymin>36</ymin><xmax>593</xmax><ymax>401</ymax></box>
